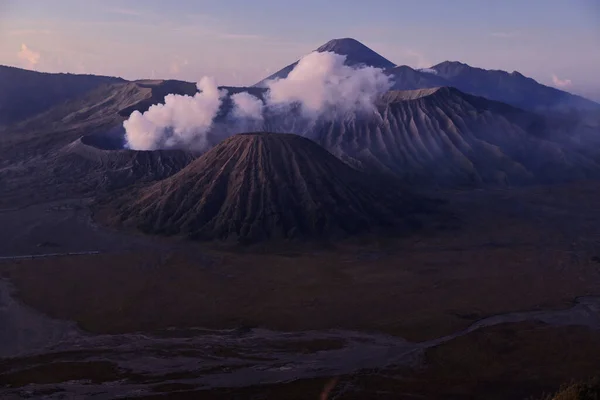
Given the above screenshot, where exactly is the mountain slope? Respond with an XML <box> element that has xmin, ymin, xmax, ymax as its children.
<box><xmin>114</xmin><ymin>133</ymin><xmax>429</xmax><ymax>242</ymax></box>
<box><xmin>0</xmin><ymin>81</ymin><xmax>151</xmax><ymax>166</ymax></box>
<box><xmin>0</xmin><ymin>79</ymin><xmax>263</xmax><ymax>164</ymax></box>
<box><xmin>431</xmin><ymin>61</ymin><xmax>599</xmax><ymax>112</ymax></box>
<box><xmin>254</xmin><ymin>38</ymin><xmax>598</xmax><ymax>112</ymax></box>
<box><xmin>0</xmin><ymin>133</ymin><xmax>196</xmax><ymax>207</ymax></box>
<box><xmin>315</xmin><ymin>38</ymin><xmax>395</xmax><ymax>69</ymax></box>
<box><xmin>387</xmin><ymin>65</ymin><xmax>450</xmax><ymax>90</ymax></box>
<box><xmin>307</xmin><ymin>87</ymin><xmax>600</xmax><ymax>186</ymax></box>
<box><xmin>54</xmin><ymin>135</ymin><xmax>197</xmax><ymax>190</ymax></box>
<box><xmin>254</xmin><ymin>38</ymin><xmax>395</xmax><ymax>86</ymax></box>
<box><xmin>0</xmin><ymin>65</ymin><xmax>125</xmax><ymax>127</ymax></box>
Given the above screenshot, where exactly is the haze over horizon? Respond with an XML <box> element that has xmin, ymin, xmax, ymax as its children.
<box><xmin>1</xmin><ymin>0</ymin><xmax>599</xmax><ymax>101</ymax></box>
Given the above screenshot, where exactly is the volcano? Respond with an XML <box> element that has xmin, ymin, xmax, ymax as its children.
<box><xmin>310</xmin><ymin>87</ymin><xmax>600</xmax><ymax>185</ymax></box>
<box><xmin>430</xmin><ymin>61</ymin><xmax>599</xmax><ymax>112</ymax></box>
<box><xmin>254</xmin><ymin>38</ymin><xmax>395</xmax><ymax>86</ymax></box>
<box><xmin>0</xmin><ymin>65</ymin><xmax>124</xmax><ymax>127</ymax></box>
<box><xmin>254</xmin><ymin>38</ymin><xmax>599</xmax><ymax>112</ymax></box>
<box><xmin>114</xmin><ymin>133</ymin><xmax>430</xmax><ymax>243</ymax></box>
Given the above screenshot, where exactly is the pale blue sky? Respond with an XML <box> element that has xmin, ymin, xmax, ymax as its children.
<box><xmin>1</xmin><ymin>0</ymin><xmax>599</xmax><ymax>98</ymax></box>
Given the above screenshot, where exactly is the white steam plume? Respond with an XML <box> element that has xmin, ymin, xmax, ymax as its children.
<box><xmin>223</xmin><ymin>91</ymin><xmax>265</xmax><ymax>135</ymax></box>
<box><xmin>266</xmin><ymin>51</ymin><xmax>392</xmax><ymax>118</ymax></box>
<box><xmin>124</xmin><ymin>51</ymin><xmax>392</xmax><ymax>151</ymax></box>
<box><xmin>124</xmin><ymin>77</ymin><xmax>226</xmax><ymax>150</ymax></box>
<box><xmin>231</xmin><ymin>92</ymin><xmax>264</xmax><ymax>121</ymax></box>
<box><xmin>418</xmin><ymin>68</ymin><xmax>438</xmax><ymax>75</ymax></box>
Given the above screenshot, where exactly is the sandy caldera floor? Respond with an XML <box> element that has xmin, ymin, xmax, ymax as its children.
<box><xmin>2</xmin><ymin>182</ymin><xmax>600</xmax><ymax>398</ymax></box>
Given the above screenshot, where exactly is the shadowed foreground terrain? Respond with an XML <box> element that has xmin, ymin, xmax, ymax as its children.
<box><xmin>2</xmin><ymin>182</ymin><xmax>600</xmax><ymax>398</ymax></box>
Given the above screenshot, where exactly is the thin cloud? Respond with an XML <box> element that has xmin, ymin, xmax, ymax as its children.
<box><xmin>405</xmin><ymin>49</ymin><xmax>431</xmax><ymax>69</ymax></box>
<box><xmin>491</xmin><ymin>31</ymin><xmax>520</xmax><ymax>38</ymax></box>
<box><xmin>8</xmin><ymin>29</ymin><xmax>54</xmax><ymax>37</ymax></box>
<box><xmin>169</xmin><ymin>58</ymin><xmax>189</xmax><ymax>75</ymax></box>
<box><xmin>220</xmin><ymin>33</ymin><xmax>263</xmax><ymax>40</ymax></box>
<box><xmin>552</xmin><ymin>74</ymin><xmax>572</xmax><ymax>88</ymax></box>
<box><xmin>108</xmin><ymin>7</ymin><xmax>146</xmax><ymax>17</ymax></box>
<box><xmin>17</xmin><ymin>43</ymin><xmax>41</xmax><ymax>69</ymax></box>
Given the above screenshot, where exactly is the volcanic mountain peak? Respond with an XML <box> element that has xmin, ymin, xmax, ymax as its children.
<box><xmin>430</xmin><ymin>60</ymin><xmax>469</xmax><ymax>74</ymax></box>
<box><xmin>432</xmin><ymin>61</ymin><xmax>529</xmax><ymax>81</ymax></box>
<box><xmin>253</xmin><ymin>37</ymin><xmax>395</xmax><ymax>86</ymax></box>
<box><xmin>430</xmin><ymin>60</ymin><xmax>600</xmax><ymax>111</ymax></box>
<box><xmin>315</xmin><ymin>38</ymin><xmax>396</xmax><ymax>69</ymax></box>
<box><xmin>116</xmin><ymin>132</ymin><xmax>428</xmax><ymax>243</ymax></box>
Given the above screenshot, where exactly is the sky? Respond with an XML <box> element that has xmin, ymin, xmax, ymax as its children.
<box><xmin>1</xmin><ymin>0</ymin><xmax>599</xmax><ymax>100</ymax></box>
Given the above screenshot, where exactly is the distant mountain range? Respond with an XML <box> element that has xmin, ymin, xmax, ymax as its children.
<box><xmin>2</xmin><ymin>38</ymin><xmax>600</xmax><ymax>241</ymax></box>
<box><xmin>254</xmin><ymin>37</ymin><xmax>396</xmax><ymax>86</ymax></box>
<box><xmin>254</xmin><ymin>38</ymin><xmax>599</xmax><ymax>113</ymax></box>
<box><xmin>0</xmin><ymin>65</ymin><xmax>124</xmax><ymax>127</ymax></box>
<box><xmin>1</xmin><ymin>37</ymin><xmax>597</xmax><ymax>131</ymax></box>
<box><xmin>305</xmin><ymin>87</ymin><xmax>600</xmax><ymax>186</ymax></box>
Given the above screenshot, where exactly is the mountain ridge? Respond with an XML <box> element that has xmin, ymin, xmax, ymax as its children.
<box><xmin>254</xmin><ymin>38</ymin><xmax>396</xmax><ymax>86</ymax></box>
<box><xmin>111</xmin><ymin>132</ymin><xmax>430</xmax><ymax>243</ymax></box>
<box><xmin>430</xmin><ymin>61</ymin><xmax>599</xmax><ymax>112</ymax></box>
<box><xmin>0</xmin><ymin>64</ymin><xmax>125</xmax><ymax>127</ymax></box>
<box><xmin>253</xmin><ymin>38</ymin><xmax>599</xmax><ymax>112</ymax></box>
<box><xmin>308</xmin><ymin>85</ymin><xmax>600</xmax><ymax>185</ymax></box>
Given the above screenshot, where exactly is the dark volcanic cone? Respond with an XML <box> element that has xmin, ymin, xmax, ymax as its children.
<box><xmin>54</xmin><ymin>135</ymin><xmax>197</xmax><ymax>191</ymax></box>
<box><xmin>116</xmin><ymin>133</ymin><xmax>430</xmax><ymax>243</ymax></box>
<box><xmin>0</xmin><ymin>134</ymin><xmax>197</xmax><ymax>207</ymax></box>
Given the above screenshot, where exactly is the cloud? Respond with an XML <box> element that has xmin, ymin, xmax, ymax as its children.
<box><xmin>17</xmin><ymin>44</ymin><xmax>41</xmax><ymax>69</ymax></box>
<box><xmin>404</xmin><ymin>49</ymin><xmax>431</xmax><ymax>69</ymax></box>
<box><xmin>231</xmin><ymin>92</ymin><xmax>264</xmax><ymax>121</ymax></box>
<box><xmin>123</xmin><ymin>51</ymin><xmax>392</xmax><ymax>151</ymax></box>
<box><xmin>124</xmin><ymin>77</ymin><xmax>227</xmax><ymax>150</ymax></box>
<box><xmin>108</xmin><ymin>7</ymin><xmax>146</xmax><ymax>17</ymax></box>
<box><xmin>266</xmin><ymin>51</ymin><xmax>392</xmax><ymax>119</ymax></box>
<box><xmin>552</xmin><ymin>74</ymin><xmax>573</xmax><ymax>88</ymax></box>
<box><xmin>418</xmin><ymin>68</ymin><xmax>438</xmax><ymax>75</ymax></box>
<box><xmin>8</xmin><ymin>29</ymin><xmax>53</xmax><ymax>37</ymax></box>
<box><xmin>169</xmin><ymin>59</ymin><xmax>189</xmax><ymax>75</ymax></box>
<box><xmin>491</xmin><ymin>31</ymin><xmax>520</xmax><ymax>38</ymax></box>
<box><xmin>220</xmin><ymin>33</ymin><xmax>263</xmax><ymax>40</ymax></box>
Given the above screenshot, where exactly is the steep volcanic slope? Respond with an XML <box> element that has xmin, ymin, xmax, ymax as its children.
<box><xmin>115</xmin><ymin>133</ymin><xmax>429</xmax><ymax>242</ymax></box>
<box><xmin>0</xmin><ymin>81</ymin><xmax>151</xmax><ymax>166</ymax></box>
<box><xmin>315</xmin><ymin>38</ymin><xmax>395</xmax><ymax>69</ymax></box>
<box><xmin>386</xmin><ymin>66</ymin><xmax>450</xmax><ymax>90</ymax></box>
<box><xmin>53</xmin><ymin>135</ymin><xmax>197</xmax><ymax>190</ymax></box>
<box><xmin>0</xmin><ymin>134</ymin><xmax>197</xmax><ymax>207</ymax></box>
<box><xmin>310</xmin><ymin>87</ymin><xmax>600</xmax><ymax>186</ymax></box>
<box><xmin>431</xmin><ymin>61</ymin><xmax>599</xmax><ymax>112</ymax></box>
<box><xmin>0</xmin><ymin>79</ymin><xmax>262</xmax><ymax>165</ymax></box>
<box><xmin>254</xmin><ymin>38</ymin><xmax>395</xmax><ymax>86</ymax></box>
<box><xmin>0</xmin><ymin>65</ymin><xmax>125</xmax><ymax>127</ymax></box>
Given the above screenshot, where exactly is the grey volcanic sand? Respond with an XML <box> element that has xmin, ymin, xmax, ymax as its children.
<box><xmin>3</xmin><ymin>274</ymin><xmax>600</xmax><ymax>398</ymax></box>
<box><xmin>0</xmin><ymin>280</ymin><xmax>79</xmax><ymax>358</ymax></box>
